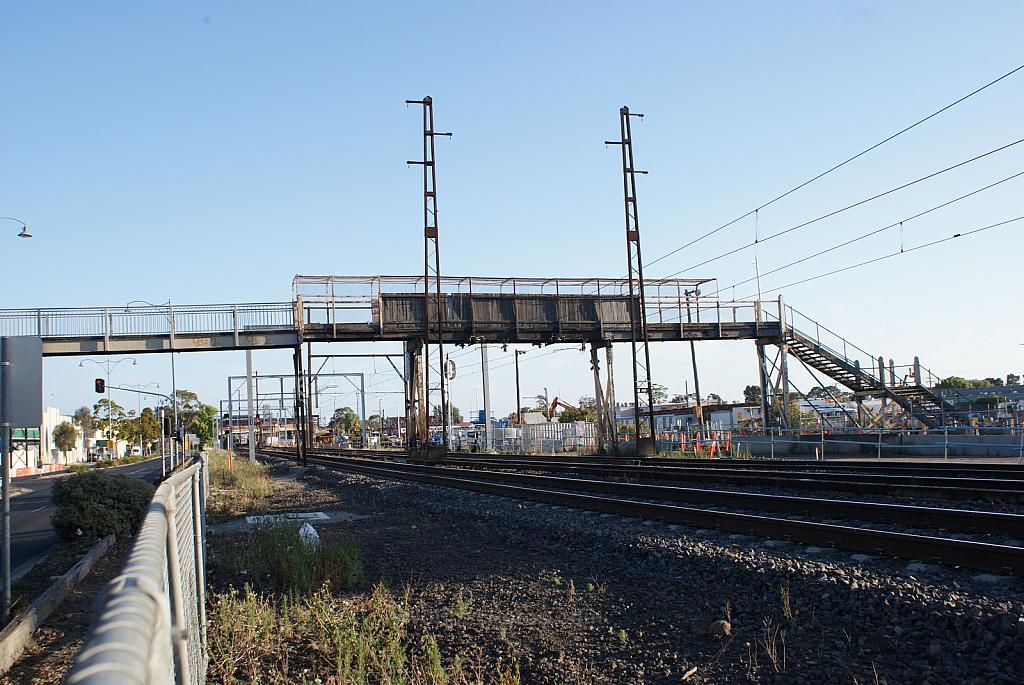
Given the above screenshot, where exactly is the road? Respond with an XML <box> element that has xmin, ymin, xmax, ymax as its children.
<box><xmin>9</xmin><ymin>457</ymin><xmax>165</xmax><ymax>576</ymax></box>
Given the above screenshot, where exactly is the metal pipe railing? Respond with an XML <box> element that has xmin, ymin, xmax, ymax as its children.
<box><xmin>66</xmin><ymin>457</ymin><xmax>208</xmax><ymax>685</ymax></box>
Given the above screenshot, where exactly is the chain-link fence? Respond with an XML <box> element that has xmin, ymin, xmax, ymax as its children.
<box><xmin>65</xmin><ymin>457</ymin><xmax>207</xmax><ymax>685</ymax></box>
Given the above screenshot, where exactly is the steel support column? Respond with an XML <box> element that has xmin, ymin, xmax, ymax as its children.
<box><xmin>406</xmin><ymin>96</ymin><xmax>452</xmax><ymax>457</ymax></box>
<box><xmin>606</xmin><ymin>106</ymin><xmax>656</xmax><ymax>455</ymax></box>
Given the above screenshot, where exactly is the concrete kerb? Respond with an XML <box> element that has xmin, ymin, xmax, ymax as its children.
<box><xmin>0</xmin><ymin>534</ymin><xmax>116</xmax><ymax>674</ymax></box>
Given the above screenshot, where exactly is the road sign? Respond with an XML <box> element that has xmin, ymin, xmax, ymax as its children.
<box><xmin>1</xmin><ymin>336</ymin><xmax>42</xmax><ymax>428</ymax></box>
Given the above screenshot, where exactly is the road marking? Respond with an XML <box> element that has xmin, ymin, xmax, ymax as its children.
<box><xmin>30</xmin><ymin>506</ymin><xmax>47</xmax><ymax>513</ymax></box>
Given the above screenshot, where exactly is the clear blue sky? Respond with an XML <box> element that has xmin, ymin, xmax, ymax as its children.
<box><xmin>2</xmin><ymin>2</ymin><xmax>1022</xmax><ymax>421</ymax></box>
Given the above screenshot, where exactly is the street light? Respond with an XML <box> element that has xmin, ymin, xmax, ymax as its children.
<box><xmin>125</xmin><ymin>300</ymin><xmax>178</xmax><ymax>442</ymax></box>
<box><xmin>1</xmin><ymin>217</ymin><xmax>30</xmax><ymax>239</ymax></box>
<box><xmin>79</xmin><ymin>357</ymin><xmax>137</xmax><ymax>458</ymax></box>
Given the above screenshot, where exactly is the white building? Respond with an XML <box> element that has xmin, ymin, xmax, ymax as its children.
<box><xmin>10</xmin><ymin>406</ymin><xmax>92</xmax><ymax>476</ymax></box>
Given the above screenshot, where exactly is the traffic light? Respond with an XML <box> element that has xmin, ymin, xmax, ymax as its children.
<box><xmin>94</xmin><ymin>378</ymin><xmax>105</xmax><ymax>393</ymax></box>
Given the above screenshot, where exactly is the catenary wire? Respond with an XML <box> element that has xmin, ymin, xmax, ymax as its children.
<box><xmin>708</xmin><ymin>168</ymin><xmax>1024</xmax><ymax>295</ymax></box>
<box><xmin>646</xmin><ymin>61</ymin><xmax>1024</xmax><ymax>269</ymax></box>
<box><xmin>662</xmin><ymin>136</ymin><xmax>1024</xmax><ymax>277</ymax></box>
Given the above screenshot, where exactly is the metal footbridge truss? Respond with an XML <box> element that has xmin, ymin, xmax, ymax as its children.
<box><xmin>0</xmin><ymin>274</ymin><xmax>957</xmax><ymax>428</ymax></box>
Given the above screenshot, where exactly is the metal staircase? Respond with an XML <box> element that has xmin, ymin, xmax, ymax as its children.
<box><xmin>781</xmin><ymin>326</ymin><xmax>959</xmax><ymax>429</ymax></box>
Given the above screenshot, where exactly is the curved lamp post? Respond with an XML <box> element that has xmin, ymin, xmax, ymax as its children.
<box><xmin>79</xmin><ymin>357</ymin><xmax>137</xmax><ymax>457</ymax></box>
<box><xmin>1</xmin><ymin>217</ymin><xmax>30</xmax><ymax>239</ymax></box>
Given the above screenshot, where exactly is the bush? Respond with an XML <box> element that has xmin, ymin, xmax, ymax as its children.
<box><xmin>51</xmin><ymin>471</ymin><xmax>155</xmax><ymax>540</ymax></box>
<box><xmin>67</xmin><ymin>463</ymin><xmax>91</xmax><ymax>474</ymax></box>
<box><xmin>252</xmin><ymin>523</ymin><xmax>362</xmax><ymax>595</ymax></box>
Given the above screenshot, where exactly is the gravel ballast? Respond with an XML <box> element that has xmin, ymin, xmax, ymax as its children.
<box><xmin>213</xmin><ymin>461</ymin><xmax>1024</xmax><ymax>684</ymax></box>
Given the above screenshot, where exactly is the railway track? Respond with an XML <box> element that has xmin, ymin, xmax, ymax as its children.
<box><xmin>301</xmin><ymin>445</ymin><xmax>1024</xmax><ymax>479</ymax></box>
<box><xmin>442</xmin><ymin>457</ymin><xmax>1024</xmax><ymax>502</ymax></box>
<box><xmin>276</xmin><ymin>447</ymin><xmax>1024</xmax><ymax>500</ymax></box>
<box><xmin>451</xmin><ymin>453</ymin><xmax>1024</xmax><ymax>479</ymax></box>
<box><xmin>263</xmin><ymin>448</ymin><xmax>1024</xmax><ymax>575</ymax></box>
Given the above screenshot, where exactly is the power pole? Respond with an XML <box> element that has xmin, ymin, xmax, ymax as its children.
<box><xmin>685</xmin><ymin>289</ymin><xmax>704</xmax><ymax>427</ymax></box>
<box><xmin>406</xmin><ymin>96</ymin><xmax>452</xmax><ymax>454</ymax></box>
<box><xmin>514</xmin><ymin>350</ymin><xmax>526</xmax><ymax>424</ymax></box>
<box><xmin>606</xmin><ymin>106</ymin><xmax>656</xmax><ymax>455</ymax></box>
<box><xmin>480</xmin><ymin>344</ymin><xmax>492</xmax><ymax>451</ymax></box>
<box><xmin>245</xmin><ymin>350</ymin><xmax>256</xmax><ymax>462</ymax></box>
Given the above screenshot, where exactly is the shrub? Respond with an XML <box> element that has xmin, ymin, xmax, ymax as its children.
<box><xmin>207</xmin><ymin>450</ymin><xmax>275</xmax><ymax>521</ymax></box>
<box><xmin>51</xmin><ymin>471</ymin><xmax>155</xmax><ymax>540</ymax></box>
<box><xmin>67</xmin><ymin>463</ymin><xmax>91</xmax><ymax>474</ymax></box>
<box><xmin>252</xmin><ymin>523</ymin><xmax>362</xmax><ymax>595</ymax></box>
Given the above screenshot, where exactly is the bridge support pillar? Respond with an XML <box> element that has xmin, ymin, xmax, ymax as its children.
<box><xmin>404</xmin><ymin>340</ymin><xmax>425</xmax><ymax>450</ymax></box>
<box><xmin>590</xmin><ymin>343</ymin><xmax>608</xmax><ymax>454</ymax></box>
<box><xmin>878</xmin><ymin>356</ymin><xmax>888</xmax><ymax>429</ymax></box>
<box><xmin>756</xmin><ymin>342</ymin><xmax>772</xmax><ymax>433</ymax></box>
<box><xmin>306</xmin><ymin>343</ymin><xmax>315</xmax><ymax>451</ymax></box>
<box><xmin>245</xmin><ymin>350</ymin><xmax>256</xmax><ymax>463</ymax></box>
<box><xmin>605</xmin><ymin>345</ymin><xmax>618</xmax><ymax>454</ymax></box>
<box><xmin>779</xmin><ymin>342</ymin><xmax>791</xmax><ymax>430</ymax></box>
<box><xmin>293</xmin><ymin>345</ymin><xmax>306</xmax><ymax>464</ymax></box>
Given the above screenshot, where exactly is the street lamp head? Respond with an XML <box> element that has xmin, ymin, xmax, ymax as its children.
<box><xmin>3</xmin><ymin>217</ymin><xmax>30</xmax><ymax>238</ymax></box>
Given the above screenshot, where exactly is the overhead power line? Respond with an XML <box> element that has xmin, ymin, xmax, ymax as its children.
<box><xmin>646</xmin><ymin>61</ymin><xmax>1024</xmax><ymax>269</ymax></box>
<box><xmin>747</xmin><ymin>216</ymin><xmax>1023</xmax><ymax>298</ymax></box>
<box><xmin>662</xmin><ymin>136</ymin><xmax>1024</xmax><ymax>277</ymax></box>
<box><xmin>712</xmin><ymin>168</ymin><xmax>1024</xmax><ymax>294</ymax></box>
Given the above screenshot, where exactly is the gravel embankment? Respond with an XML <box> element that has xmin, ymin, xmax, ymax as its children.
<box><xmin>217</xmin><ymin>461</ymin><xmax>1024</xmax><ymax>684</ymax></box>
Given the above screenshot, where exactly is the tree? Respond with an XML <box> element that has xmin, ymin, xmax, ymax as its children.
<box><xmin>807</xmin><ymin>385</ymin><xmax>843</xmax><ymax>400</ymax></box>
<box><xmin>559</xmin><ymin>406</ymin><xmax>587</xmax><ymax>423</ymax></box>
<box><xmin>330</xmin><ymin>407</ymin><xmax>361</xmax><ymax>436</ymax></box>
<box><xmin>1007</xmin><ymin>373</ymin><xmax>1021</xmax><ymax>386</ymax></box>
<box><xmin>936</xmin><ymin>376</ymin><xmax>969</xmax><ymax>389</ymax></box>
<box><xmin>53</xmin><ymin>421</ymin><xmax>78</xmax><ymax>464</ymax></box>
<box><xmin>984</xmin><ymin>377</ymin><xmax>1005</xmax><ymax>387</ymax></box>
<box><xmin>743</xmin><ymin>385</ymin><xmax>762</xmax><ymax>404</ymax></box>
<box><xmin>432</xmin><ymin>404</ymin><xmax>463</xmax><ymax>424</ymax></box>
<box><xmin>574</xmin><ymin>397</ymin><xmax>598</xmax><ymax>422</ymax></box>
<box><xmin>180</xmin><ymin>403</ymin><xmax>217</xmax><ymax>447</ymax></box>
<box><xmin>650</xmin><ymin>383</ymin><xmax>669</xmax><ymax>404</ymax></box>
<box><xmin>119</xmin><ymin>407</ymin><xmax>161</xmax><ymax>453</ymax></box>
<box><xmin>669</xmin><ymin>394</ymin><xmax>687</xmax><ymax>404</ymax></box>
<box><xmin>705</xmin><ymin>393</ymin><xmax>723</xmax><ymax>405</ymax></box>
<box><xmin>73</xmin><ymin>406</ymin><xmax>94</xmax><ymax>456</ymax></box>
<box><xmin>139</xmin><ymin>407</ymin><xmax>160</xmax><ymax>444</ymax></box>
<box><xmin>92</xmin><ymin>399</ymin><xmax>127</xmax><ymax>438</ymax></box>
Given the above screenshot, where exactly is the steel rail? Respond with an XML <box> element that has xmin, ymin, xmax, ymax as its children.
<box><xmin>273</xmin><ymin>451</ymin><xmax>1024</xmax><ymax>575</ymax></box>
<box><xmin>440</xmin><ymin>457</ymin><xmax>1024</xmax><ymax>496</ymax></box>
<box><xmin>449</xmin><ymin>453</ymin><xmax>1024</xmax><ymax>476</ymax></box>
<box><xmin>299</xmin><ymin>452</ymin><xmax>1024</xmax><ymax>535</ymax></box>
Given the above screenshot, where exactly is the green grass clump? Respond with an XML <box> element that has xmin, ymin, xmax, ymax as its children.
<box><xmin>208</xmin><ymin>583</ymin><xmax>520</xmax><ymax>685</ymax></box>
<box><xmin>446</xmin><ymin>590</ymin><xmax>473</xmax><ymax>619</ymax></box>
<box><xmin>207</xmin><ymin>450</ymin><xmax>275</xmax><ymax>520</ymax></box>
<box><xmin>252</xmin><ymin>522</ymin><xmax>363</xmax><ymax>595</ymax></box>
<box><xmin>66</xmin><ymin>463</ymin><xmax>91</xmax><ymax>474</ymax></box>
<box><xmin>51</xmin><ymin>471</ymin><xmax>154</xmax><ymax>540</ymax></box>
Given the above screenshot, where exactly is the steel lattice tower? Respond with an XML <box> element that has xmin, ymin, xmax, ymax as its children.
<box><xmin>406</xmin><ymin>96</ymin><xmax>451</xmax><ymax>449</ymax></box>
<box><xmin>607</xmin><ymin>106</ymin><xmax>656</xmax><ymax>452</ymax></box>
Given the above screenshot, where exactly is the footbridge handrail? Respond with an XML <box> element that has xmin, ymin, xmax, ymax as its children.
<box><xmin>0</xmin><ymin>301</ymin><xmax>295</xmax><ymax>339</ymax></box>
